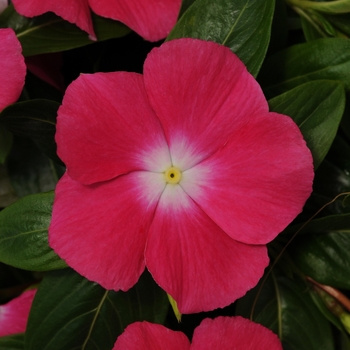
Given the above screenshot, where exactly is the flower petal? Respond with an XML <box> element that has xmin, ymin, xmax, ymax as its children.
<box><xmin>12</xmin><ymin>0</ymin><xmax>96</xmax><ymax>40</ymax></box>
<box><xmin>191</xmin><ymin>316</ymin><xmax>282</xmax><ymax>350</ymax></box>
<box><xmin>0</xmin><ymin>28</ymin><xmax>26</xmax><ymax>111</ymax></box>
<box><xmin>113</xmin><ymin>321</ymin><xmax>190</xmax><ymax>350</ymax></box>
<box><xmin>145</xmin><ymin>185</ymin><xmax>269</xmax><ymax>314</ymax></box>
<box><xmin>143</xmin><ymin>39</ymin><xmax>268</xmax><ymax>170</ymax></box>
<box><xmin>88</xmin><ymin>0</ymin><xmax>181</xmax><ymax>42</ymax></box>
<box><xmin>181</xmin><ymin>112</ymin><xmax>314</xmax><ymax>245</ymax></box>
<box><xmin>56</xmin><ymin>72</ymin><xmax>171</xmax><ymax>185</ymax></box>
<box><xmin>0</xmin><ymin>289</ymin><xmax>36</xmax><ymax>337</ymax></box>
<box><xmin>49</xmin><ymin>171</ymin><xmax>165</xmax><ymax>291</ymax></box>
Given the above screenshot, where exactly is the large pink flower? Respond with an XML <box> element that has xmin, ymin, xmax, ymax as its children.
<box><xmin>11</xmin><ymin>0</ymin><xmax>182</xmax><ymax>42</ymax></box>
<box><xmin>50</xmin><ymin>38</ymin><xmax>313</xmax><ymax>313</ymax></box>
<box><xmin>0</xmin><ymin>289</ymin><xmax>36</xmax><ymax>337</ymax></box>
<box><xmin>0</xmin><ymin>28</ymin><xmax>26</xmax><ymax>112</ymax></box>
<box><xmin>113</xmin><ymin>316</ymin><xmax>283</xmax><ymax>349</ymax></box>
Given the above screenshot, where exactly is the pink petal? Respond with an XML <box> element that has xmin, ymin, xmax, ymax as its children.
<box><xmin>191</xmin><ymin>316</ymin><xmax>282</xmax><ymax>350</ymax></box>
<box><xmin>181</xmin><ymin>112</ymin><xmax>314</xmax><ymax>245</ymax></box>
<box><xmin>0</xmin><ymin>289</ymin><xmax>36</xmax><ymax>337</ymax></box>
<box><xmin>143</xmin><ymin>39</ymin><xmax>268</xmax><ymax>170</ymax></box>
<box><xmin>113</xmin><ymin>321</ymin><xmax>190</xmax><ymax>350</ymax></box>
<box><xmin>145</xmin><ymin>185</ymin><xmax>269</xmax><ymax>314</ymax></box>
<box><xmin>56</xmin><ymin>72</ymin><xmax>171</xmax><ymax>185</ymax></box>
<box><xmin>0</xmin><ymin>28</ymin><xmax>26</xmax><ymax>111</ymax></box>
<box><xmin>12</xmin><ymin>0</ymin><xmax>96</xmax><ymax>40</ymax></box>
<box><xmin>49</xmin><ymin>171</ymin><xmax>165</xmax><ymax>291</ymax></box>
<box><xmin>88</xmin><ymin>0</ymin><xmax>181</xmax><ymax>42</ymax></box>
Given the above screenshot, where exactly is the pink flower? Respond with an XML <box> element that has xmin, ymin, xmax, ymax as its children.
<box><xmin>0</xmin><ymin>289</ymin><xmax>36</xmax><ymax>337</ymax></box>
<box><xmin>0</xmin><ymin>28</ymin><xmax>26</xmax><ymax>112</ymax></box>
<box><xmin>113</xmin><ymin>316</ymin><xmax>283</xmax><ymax>349</ymax></box>
<box><xmin>11</xmin><ymin>0</ymin><xmax>182</xmax><ymax>42</ymax></box>
<box><xmin>50</xmin><ymin>38</ymin><xmax>313</xmax><ymax>314</ymax></box>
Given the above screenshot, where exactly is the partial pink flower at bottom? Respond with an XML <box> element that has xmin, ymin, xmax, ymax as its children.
<box><xmin>0</xmin><ymin>289</ymin><xmax>36</xmax><ymax>337</ymax></box>
<box><xmin>50</xmin><ymin>38</ymin><xmax>314</xmax><ymax>314</ymax></box>
<box><xmin>113</xmin><ymin>316</ymin><xmax>283</xmax><ymax>350</ymax></box>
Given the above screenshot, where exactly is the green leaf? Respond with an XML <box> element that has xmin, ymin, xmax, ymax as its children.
<box><xmin>259</xmin><ymin>38</ymin><xmax>350</xmax><ymax>97</ymax></box>
<box><xmin>291</xmin><ymin>212</ymin><xmax>350</xmax><ymax>234</ymax></box>
<box><xmin>0</xmin><ymin>333</ymin><xmax>24</xmax><ymax>350</ymax></box>
<box><xmin>236</xmin><ymin>274</ymin><xmax>334</xmax><ymax>350</ymax></box>
<box><xmin>178</xmin><ymin>0</ymin><xmax>197</xmax><ymax>16</ymax></box>
<box><xmin>291</xmin><ymin>231</ymin><xmax>350</xmax><ymax>289</ymax></box>
<box><xmin>0</xmin><ymin>191</ymin><xmax>67</xmax><ymax>271</ymax></box>
<box><xmin>25</xmin><ymin>269</ymin><xmax>169</xmax><ymax>350</ymax></box>
<box><xmin>0</xmin><ymin>100</ymin><xmax>61</xmax><ymax>165</ymax></box>
<box><xmin>0</xmin><ymin>125</ymin><xmax>13</xmax><ymax>164</ymax></box>
<box><xmin>0</xmin><ymin>5</ymin><xmax>130</xmax><ymax>56</ymax></box>
<box><xmin>6</xmin><ymin>136</ymin><xmax>64</xmax><ymax>198</ymax></box>
<box><xmin>167</xmin><ymin>0</ymin><xmax>275</xmax><ymax>77</ymax></box>
<box><xmin>269</xmin><ymin>80</ymin><xmax>345</xmax><ymax>169</ymax></box>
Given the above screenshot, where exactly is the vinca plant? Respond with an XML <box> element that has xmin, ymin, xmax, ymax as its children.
<box><xmin>0</xmin><ymin>0</ymin><xmax>349</xmax><ymax>349</ymax></box>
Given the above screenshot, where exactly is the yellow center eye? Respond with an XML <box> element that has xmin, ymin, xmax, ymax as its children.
<box><xmin>164</xmin><ymin>167</ymin><xmax>182</xmax><ymax>184</ymax></box>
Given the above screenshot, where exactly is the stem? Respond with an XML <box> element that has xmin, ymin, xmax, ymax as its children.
<box><xmin>286</xmin><ymin>0</ymin><xmax>350</xmax><ymax>14</ymax></box>
<box><xmin>293</xmin><ymin>6</ymin><xmax>327</xmax><ymax>37</ymax></box>
<box><xmin>307</xmin><ymin>277</ymin><xmax>350</xmax><ymax>312</ymax></box>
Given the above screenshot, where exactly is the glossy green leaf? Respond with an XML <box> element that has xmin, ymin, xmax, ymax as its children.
<box><xmin>0</xmin><ymin>191</ymin><xmax>67</xmax><ymax>271</ymax></box>
<box><xmin>269</xmin><ymin>80</ymin><xmax>345</xmax><ymax>169</ymax></box>
<box><xmin>0</xmin><ymin>100</ymin><xmax>61</xmax><ymax>165</ymax></box>
<box><xmin>0</xmin><ymin>333</ymin><xmax>24</xmax><ymax>350</ymax></box>
<box><xmin>25</xmin><ymin>269</ymin><xmax>169</xmax><ymax>350</ymax></box>
<box><xmin>179</xmin><ymin>0</ymin><xmax>197</xmax><ymax>16</ymax></box>
<box><xmin>291</xmin><ymin>231</ymin><xmax>350</xmax><ymax>289</ymax></box>
<box><xmin>0</xmin><ymin>125</ymin><xmax>13</xmax><ymax>164</ymax></box>
<box><xmin>236</xmin><ymin>274</ymin><xmax>334</xmax><ymax>350</ymax></box>
<box><xmin>167</xmin><ymin>0</ymin><xmax>275</xmax><ymax>77</ymax></box>
<box><xmin>0</xmin><ymin>5</ymin><xmax>130</xmax><ymax>56</ymax></box>
<box><xmin>292</xmin><ymin>211</ymin><xmax>350</xmax><ymax>234</ymax></box>
<box><xmin>6</xmin><ymin>137</ymin><xmax>63</xmax><ymax>198</ymax></box>
<box><xmin>259</xmin><ymin>38</ymin><xmax>350</xmax><ymax>97</ymax></box>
